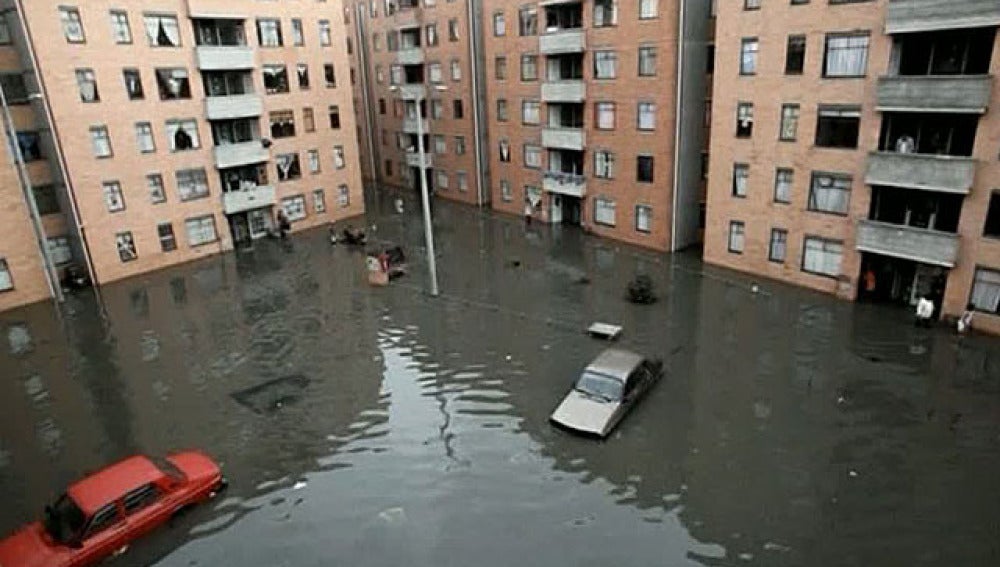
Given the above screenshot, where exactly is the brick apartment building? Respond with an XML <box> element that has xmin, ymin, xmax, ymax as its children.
<box><xmin>704</xmin><ymin>0</ymin><xmax>1000</xmax><ymax>333</ymax></box>
<box><xmin>0</xmin><ymin>0</ymin><xmax>364</xmax><ymax>311</ymax></box>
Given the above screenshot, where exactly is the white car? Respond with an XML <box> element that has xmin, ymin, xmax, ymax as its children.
<box><xmin>549</xmin><ymin>349</ymin><xmax>663</xmax><ymax>438</ymax></box>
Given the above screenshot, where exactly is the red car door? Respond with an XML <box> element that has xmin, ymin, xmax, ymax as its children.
<box><xmin>70</xmin><ymin>503</ymin><xmax>127</xmax><ymax>567</ymax></box>
<box><xmin>121</xmin><ymin>483</ymin><xmax>174</xmax><ymax>541</ymax></box>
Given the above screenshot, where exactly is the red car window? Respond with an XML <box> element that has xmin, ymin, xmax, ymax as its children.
<box><xmin>123</xmin><ymin>484</ymin><xmax>161</xmax><ymax>515</ymax></box>
<box><xmin>84</xmin><ymin>503</ymin><xmax>119</xmax><ymax>539</ymax></box>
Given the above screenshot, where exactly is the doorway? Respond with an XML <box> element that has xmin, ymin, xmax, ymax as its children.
<box><xmin>229</xmin><ymin>213</ymin><xmax>251</xmax><ymax>247</ymax></box>
<box><xmin>859</xmin><ymin>253</ymin><xmax>948</xmax><ymax>308</ymax></box>
<box><xmin>248</xmin><ymin>208</ymin><xmax>272</xmax><ymax>239</ymax></box>
<box><xmin>550</xmin><ymin>194</ymin><xmax>581</xmax><ymax>225</ymax></box>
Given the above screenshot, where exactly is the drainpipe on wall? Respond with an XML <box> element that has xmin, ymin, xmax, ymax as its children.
<box><xmin>354</xmin><ymin>2</ymin><xmax>382</xmax><ymax>198</ymax></box>
<box><xmin>670</xmin><ymin>0</ymin><xmax>687</xmax><ymax>252</ymax></box>
<box><xmin>465</xmin><ymin>0</ymin><xmax>488</xmax><ymax>208</ymax></box>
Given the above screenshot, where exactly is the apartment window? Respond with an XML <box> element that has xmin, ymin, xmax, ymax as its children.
<box><xmin>701</xmin><ymin>152</ymin><xmax>709</xmax><ymax>180</ymax></box>
<box><xmin>499</xmin><ymin>139</ymin><xmax>511</xmax><ymax>162</ymax></box>
<box><xmin>269</xmin><ymin>110</ymin><xmax>296</xmax><ymax>139</ymax></box>
<box><xmin>103</xmin><ymin>181</ymin><xmax>126</xmax><ymax>212</ymax></box>
<box><xmin>786</xmin><ymin>35</ymin><xmax>806</xmax><ymax>75</ymax></box>
<box><xmin>319</xmin><ymin>20</ymin><xmax>332</xmax><ymax>46</ymax></box>
<box><xmin>780</xmin><ymin>104</ymin><xmax>799</xmax><ymax>141</ymax></box>
<box><xmin>451</xmin><ymin>59</ymin><xmax>462</xmax><ymax>81</ymax></box>
<box><xmin>635</xmin><ymin>205</ymin><xmax>652</xmax><ymax>233</ymax></box>
<box><xmin>637</xmin><ymin>155</ymin><xmax>654</xmax><ymax>183</ymax></box>
<box><xmin>155</xmin><ymin>68</ymin><xmax>191</xmax><ymax>99</ymax></box>
<box><xmin>303</xmin><ymin>107</ymin><xmax>315</xmax><ymax>132</ymax></box>
<box><xmin>135</xmin><ymin>122</ymin><xmax>155</xmax><ymax>153</ymax></box>
<box><xmin>76</xmin><ymin>69</ymin><xmax>99</xmax><ymax>102</ymax></box>
<box><xmin>524</xmin><ymin>144</ymin><xmax>542</xmax><ymax>168</ymax></box>
<box><xmin>457</xmin><ymin>171</ymin><xmax>469</xmax><ymax>192</ymax></box>
<box><xmin>774</xmin><ymin>168</ymin><xmax>792</xmax><ymax>203</ymax></box>
<box><xmin>736</xmin><ymin>102</ymin><xmax>753</xmax><ymax>137</ymax></box>
<box><xmin>984</xmin><ymin>193</ymin><xmax>1000</xmax><ymax>237</ymax></box>
<box><xmin>431</xmin><ymin>99</ymin><xmax>443</xmax><ymax>119</ymax></box>
<box><xmin>426</xmin><ymin>24</ymin><xmax>438</xmax><ymax>46</ymax></box>
<box><xmin>338</xmin><ymin>185</ymin><xmax>350</xmax><ymax>207</ymax></box>
<box><xmin>294</xmin><ymin>64</ymin><xmax>310</xmax><ymax>89</ymax></box>
<box><xmin>185</xmin><ymin>215</ymin><xmax>218</xmax><ymax>246</ymax></box>
<box><xmin>385</xmin><ymin>159</ymin><xmax>393</xmax><ymax>176</ymax></box>
<box><xmin>429</xmin><ymin>63</ymin><xmax>443</xmax><ymax>83</ymax></box>
<box><xmin>594</xmin><ymin>197</ymin><xmax>616</xmax><ymax>226</ymax></box>
<box><xmin>594</xmin><ymin>0</ymin><xmax>619</xmax><ymax>27</ymax></box>
<box><xmin>329</xmin><ymin>105</ymin><xmax>341</xmax><ymax>129</ymax></box>
<box><xmin>147</xmin><ymin>174</ymin><xmax>166</xmax><ymax>203</ymax></box>
<box><xmin>304</xmin><ymin>149</ymin><xmax>319</xmax><ymax>174</ymax></box>
<box><xmin>594</xmin><ymin>51</ymin><xmax>617</xmax><ymax>79</ymax></box>
<box><xmin>495</xmin><ymin>56</ymin><xmax>508</xmax><ymax>80</ymax></box>
<box><xmin>521</xmin><ymin>55</ymin><xmax>538</xmax><ymax>81</ymax></box>
<box><xmin>373</xmin><ymin>32</ymin><xmax>382</xmax><ymax>51</ymax></box>
<box><xmin>144</xmin><ymin>14</ymin><xmax>180</xmax><ymax>47</ymax></box>
<box><xmin>157</xmin><ymin>223</ymin><xmax>176</xmax><ymax>252</ymax></box>
<box><xmin>437</xmin><ymin>171</ymin><xmax>449</xmax><ymax>190</ymax></box>
<box><xmin>448</xmin><ymin>18</ymin><xmax>459</xmax><ymax>41</ymax></box>
<box><xmin>497</xmin><ymin>99</ymin><xmax>508</xmax><ymax>121</ymax></box>
<box><xmin>706</xmin><ymin>44</ymin><xmax>715</xmax><ymax>73</ymax></box>
<box><xmin>455</xmin><ymin>136</ymin><xmax>466</xmax><ymax>155</ymax></box>
<box><xmin>740</xmin><ymin>38</ymin><xmax>758</xmax><ymax>75</ymax></box>
<box><xmin>824</xmin><ymin>34</ymin><xmax>869</xmax><ymax>78</ymax></box>
<box><xmin>90</xmin><ymin>126</ymin><xmax>112</xmax><ymax>158</ymax></box>
<box><xmin>494</xmin><ymin>12</ymin><xmax>506</xmax><ymax>36</ymax></box>
<box><xmin>704</xmin><ymin>99</ymin><xmax>712</xmax><ymax>127</ymax></box>
<box><xmin>176</xmin><ymin>168</ymin><xmax>209</xmax><ymax>201</ymax></box>
<box><xmin>637</xmin><ymin>102</ymin><xmax>656</xmax><ymax>130</ymax></box>
<box><xmin>15</xmin><ymin>132</ymin><xmax>40</xmax><ymax>162</ymax></box>
<box><xmin>0</xmin><ymin>258</ymin><xmax>11</xmax><ymax>291</ymax></box>
<box><xmin>732</xmin><ymin>163</ymin><xmax>748</xmax><ymax>197</ymax></box>
<box><xmin>60</xmin><ymin>7</ymin><xmax>86</xmax><ymax>43</ymax></box>
<box><xmin>594</xmin><ymin>150</ymin><xmax>614</xmax><ymax>178</ymax></box>
<box><xmin>745</xmin><ymin>0</ymin><xmax>761</xmax><ymax>8</ymax></box>
<box><xmin>501</xmin><ymin>180</ymin><xmax>512</xmax><ymax>201</ymax></box>
<box><xmin>522</xmin><ymin>100</ymin><xmax>540</xmax><ymax>124</ymax></box>
<box><xmin>277</xmin><ymin>153</ymin><xmax>302</xmax><ymax>181</ymax></box>
<box><xmin>802</xmin><ymin>236</ymin><xmax>842</xmax><ymax>277</ymax></box>
<box><xmin>324</xmin><ymin>64</ymin><xmax>336</xmax><ymax>87</ymax></box>
<box><xmin>638</xmin><ymin>47</ymin><xmax>657</xmax><ymax>76</ymax></box>
<box><xmin>33</xmin><ymin>185</ymin><xmax>60</xmax><ymax>215</ymax></box>
<box><xmin>122</xmin><ymin>69</ymin><xmax>144</xmax><ymax>100</ymax></box>
<box><xmin>808</xmin><ymin>172</ymin><xmax>851</xmax><ymax>215</ymax></box>
<box><xmin>596</xmin><ymin>102</ymin><xmax>615</xmax><ymax>129</ymax></box>
<box><xmin>970</xmin><ymin>267</ymin><xmax>1000</xmax><ymax>314</ymax></box>
<box><xmin>390</xmin><ymin>65</ymin><xmax>403</xmax><ymax>86</ymax></box>
<box><xmin>375</xmin><ymin>65</ymin><xmax>384</xmax><ymax>84</ymax></box>
<box><xmin>519</xmin><ymin>6</ymin><xmax>538</xmax><ymax>36</ymax></box>
<box><xmin>116</xmin><ymin>232</ymin><xmax>137</xmax><ymax>263</ymax></box>
<box><xmin>0</xmin><ymin>74</ymin><xmax>28</xmax><ymax>103</ymax></box>
<box><xmin>639</xmin><ymin>0</ymin><xmax>658</xmax><ymax>19</ymax></box>
<box><xmin>815</xmin><ymin>106</ymin><xmax>860</xmax><ymax>148</ymax></box>
<box><xmin>166</xmin><ymin>119</ymin><xmax>199</xmax><ymax>151</ymax></box>
<box><xmin>433</xmin><ymin>135</ymin><xmax>446</xmax><ymax>154</ymax></box>
<box><xmin>728</xmin><ymin>221</ymin><xmax>745</xmax><ymax>253</ymax></box>
<box><xmin>453</xmin><ymin>99</ymin><xmax>464</xmax><ymax>119</ymax></box>
<box><xmin>47</xmin><ymin>236</ymin><xmax>72</xmax><ymax>265</ymax></box>
<box><xmin>109</xmin><ymin>11</ymin><xmax>132</xmax><ymax>44</ymax></box>
<box><xmin>768</xmin><ymin>229</ymin><xmax>788</xmax><ymax>263</ymax></box>
<box><xmin>309</xmin><ymin>189</ymin><xmax>324</xmax><ymax>214</ymax></box>
<box><xmin>257</xmin><ymin>18</ymin><xmax>283</xmax><ymax>46</ymax></box>
<box><xmin>333</xmin><ymin>146</ymin><xmax>346</xmax><ymax>169</ymax></box>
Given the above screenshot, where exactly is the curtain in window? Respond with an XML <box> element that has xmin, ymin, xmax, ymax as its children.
<box><xmin>595</xmin><ymin>151</ymin><xmax>614</xmax><ymax>178</ymax></box>
<box><xmin>734</xmin><ymin>166</ymin><xmax>748</xmax><ymax>195</ymax></box>
<box><xmin>804</xmin><ymin>238</ymin><xmax>842</xmax><ymax>276</ymax></box>
<box><xmin>499</xmin><ymin>140</ymin><xmax>510</xmax><ymax>162</ymax></box>
<box><xmin>595</xmin><ymin>52</ymin><xmax>615</xmax><ymax>78</ymax></box>
<box><xmin>809</xmin><ymin>175</ymin><xmax>850</xmax><ymax>214</ymax></box>
<box><xmin>594</xmin><ymin>198</ymin><xmax>616</xmax><ymax>225</ymax></box>
<box><xmin>826</xmin><ymin>36</ymin><xmax>868</xmax><ymax>76</ymax></box>
<box><xmin>597</xmin><ymin>105</ymin><xmax>614</xmax><ymax>129</ymax></box>
<box><xmin>166</xmin><ymin>121</ymin><xmax>198</xmax><ymax>150</ymax></box>
<box><xmin>77</xmin><ymin>73</ymin><xmax>97</xmax><ymax>101</ymax></box>
<box><xmin>636</xmin><ymin>206</ymin><xmax>651</xmax><ymax>232</ymax></box>
<box><xmin>972</xmin><ymin>269</ymin><xmax>1000</xmax><ymax>313</ymax></box>
<box><xmin>594</xmin><ymin>0</ymin><xmax>618</xmax><ymax>26</ymax></box>
<box><xmin>770</xmin><ymin>232</ymin><xmax>786</xmax><ymax>260</ymax></box>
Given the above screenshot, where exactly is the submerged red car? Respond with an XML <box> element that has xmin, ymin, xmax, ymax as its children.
<box><xmin>0</xmin><ymin>452</ymin><xmax>226</xmax><ymax>567</ymax></box>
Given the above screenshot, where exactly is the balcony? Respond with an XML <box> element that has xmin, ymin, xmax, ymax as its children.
<box><xmin>205</xmin><ymin>94</ymin><xmax>263</xmax><ymax>120</ymax></box>
<box><xmin>877</xmin><ymin>75</ymin><xmax>992</xmax><ymax>113</ymax></box>
<box><xmin>222</xmin><ymin>185</ymin><xmax>276</xmax><ymax>215</ymax></box>
<box><xmin>213</xmin><ymin>141</ymin><xmax>269</xmax><ymax>169</ymax></box>
<box><xmin>195</xmin><ymin>45</ymin><xmax>255</xmax><ymax>71</ymax></box>
<box><xmin>395</xmin><ymin>84</ymin><xmax>426</xmax><ymax>100</ymax></box>
<box><xmin>542</xmin><ymin>127</ymin><xmax>585</xmax><ymax>151</ymax></box>
<box><xmin>402</xmin><ymin>117</ymin><xmax>429</xmax><ymax>134</ymax></box>
<box><xmin>405</xmin><ymin>151</ymin><xmax>432</xmax><ymax>168</ymax></box>
<box><xmin>543</xmin><ymin>171</ymin><xmax>586</xmax><ymax>198</ymax></box>
<box><xmin>856</xmin><ymin>219</ymin><xmax>960</xmax><ymax>267</ymax></box>
<box><xmin>394</xmin><ymin>8</ymin><xmax>419</xmax><ymax>29</ymax></box>
<box><xmin>187</xmin><ymin>0</ymin><xmax>248</xmax><ymax>18</ymax></box>
<box><xmin>865</xmin><ymin>152</ymin><xmax>975</xmax><ymax>195</ymax></box>
<box><xmin>539</xmin><ymin>30</ymin><xmax>585</xmax><ymax>55</ymax></box>
<box><xmin>397</xmin><ymin>47</ymin><xmax>424</xmax><ymax>66</ymax></box>
<box><xmin>541</xmin><ymin>81</ymin><xmax>585</xmax><ymax>103</ymax></box>
<box><xmin>885</xmin><ymin>0</ymin><xmax>1000</xmax><ymax>34</ymax></box>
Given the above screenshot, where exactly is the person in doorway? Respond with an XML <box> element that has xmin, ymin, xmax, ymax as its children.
<box><xmin>328</xmin><ymin>224</ymin><xmax>338</xmax><ymax>245</ymax></box>
<box><xmin>276</xmin><ymin>209</ymin><xmax>291</xmax><ymax>239</ymax></box>
<box><xmin>863</xmin><ymin>268</ymin><xmax>877</xmax><ymax>300</ymax></box>
<box><xmin>957</xmin><ymin>304</ymin><xmax>975</xmax><ymax>334</ymax></box>
<box><xmin>915</xmin><ymin>296</ymin><xmax>935</xmax><ymax>327</ymax></box>
<box><xmin>524</xmin><ymin>199</ymin><xmax>533</xmax><ymax>225</ymax></box>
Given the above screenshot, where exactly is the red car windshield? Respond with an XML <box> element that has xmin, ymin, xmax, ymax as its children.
<box><xmin>43</xmin><ymin>494</ymin><xmax>86</xmax><ymax>545</ymax></box>
<box><xmin>150</xmin><ymin>456</ymin><xmax>186</xmax><ymax>481</ymax></box>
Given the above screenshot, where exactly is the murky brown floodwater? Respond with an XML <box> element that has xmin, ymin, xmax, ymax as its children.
<box><xmin>1</xmin><ymin>195</ymin><xmax>999</xmax><ymax>566</ymax></box>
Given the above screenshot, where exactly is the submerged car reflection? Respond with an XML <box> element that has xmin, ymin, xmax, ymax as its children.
<box><xmin>549</xmin><ymin>349</ymin><xmax>663</xmax><ymax>438</ymax></box>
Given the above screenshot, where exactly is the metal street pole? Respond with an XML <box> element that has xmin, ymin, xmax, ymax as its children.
<box><xmin>413</xmin><ymin>94</ymin><xmax>439</xmax><ymax>297</ymax></box>
<box><xmin>0</xmin><ymin>86</ymin><xmax>63</xmax><ymax>303</ymax></box>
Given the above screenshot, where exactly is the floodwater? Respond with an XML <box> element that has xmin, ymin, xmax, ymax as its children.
<box><xmin>1</xmin><ymin>194</ymin><xmax>999</xmax><ymax>566</ymax></box>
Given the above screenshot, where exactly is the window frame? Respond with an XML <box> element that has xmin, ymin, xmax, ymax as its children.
<box><xmin>779</xmin><ymin>103</ymin><xmax>799</xmax><ymax>141</ymax></box>
<box><xmin>774</xmin><ymin>168</ymin><xmax>793</xmax><ymax>204</ymax></box>
<box><xmin>801</xmin><ymin>235</ymin><xmax>844</xmax><ymax>278</ymax></box>
<box><xmin>728</xmin><ymin>221</ymin><xmax>745</xmax><ymax>254</ymax></box>
<box><xmin>740</xmin><ymin>37</ymin><xmax>758</xmax><ymax>76</ymax></box>
<box><xmin>769</xmin><ymin>228</ymin><xmax>788</xmax><ymax>263</ymax></box>
<box><xmin>732</xmin><ymin>163</ymin><xmax>749</xmax><ymax>198</ymax></box>
<box><xmin>822</xmin><ymin>33</ymin><xmax>870</xmax><ymax>79</ymax></box>
<box><xmin>635</xmin><ymin>204</ymin><xmax>652</xmax><ymax>233</ymax></box>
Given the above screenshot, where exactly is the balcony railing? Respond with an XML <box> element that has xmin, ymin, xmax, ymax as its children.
<box><xmin>195</xmin><ymin>45</ymin><xmax>255</xmax><ymax>71</ymax></box>
<box><xmin>397</xmin><ymin>47</ymin><xmax>424</xmax><ymax>66</ymax></box>
<box><xmin>865</xmin><ymin>151</ymin><xmax>975</xmax><ymax>194</ymax></box>
<box><xmin>222</xmin><ymin>185</ymin><xmax>276</xmax><ymax>215</ymax></box>
<box><xmin>542</xmin><ymin>171</ymin><xmax>586</xmax><ymax>197</ymax></box>
<box><xmin>405</xmin><ymin>151</ymin><xmax>432</xmax><ymax>168</ymax></box>
<box><xmin>205</xmin><ymin>94</ymin><xmax>263</xmax><ymax>120</ymax></box>
<box><xmin>539</xmin><ymin>29</ymin><xmax>585</xmax><ymax>55</ymax></box>
<box><xmin>402</xmin><ymin>117</ymin><xmax>429</xmax><ymax>134</ymax></box>
<box><xmin>885</xmin><ymin>0</ymin><xmax>1000</xmax><ymax>34</ymax></box>
<box><xmin>541</xmin><ymin>81</ymin><xmax>585</xmax><ymax>103</ymax></box>
<box><xmin>213</xmin><ymin>141</ymin><xmax>269</xmax><ymax>169</ymax></box>
<box><xmin>877</xmin><ymin>75</ymin><xmax>992</xmax><ymax>113</ymax></box>
<box><xmin>395</xmin><ymin>84</ymin><xmax>426</xmax><ymax>100</ymax></box>
<box><xmin>855</xmin><ymin>219</ymin><xmax>960</xmax><ymax>268</ymax></box>
<box><xmin>541</xmin><ymin>127</ymin><xmax>585</xmax><ymax>150</ymax></box>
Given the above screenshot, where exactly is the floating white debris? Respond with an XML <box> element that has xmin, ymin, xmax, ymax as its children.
<box><xmin>763</xmin><ymin>542</ymin><xmax>792</xmax><ymax>553</ymax></box>
<box><xmin>848</xmin><ymin>470</ymin><xmax>858</xmax><ymax>478</ymax></box>
<box><xmin>505</xmin><ymin>354</ymin><xmax>512</xmax><ymax>361</ymax></box>
<box><xmin>738</xmin><ymin>552</ymin><xmax>754</xmax><ymax>561</ymax></box>
<box><xmin>292</xmin><ymin>480</ymin><xmax>308</xmax><ymax>490</ymax></box>
<box><xmin>378</xmin><ymin>506</ymin><xmax>406</xmax><ymax>524</ymax></box>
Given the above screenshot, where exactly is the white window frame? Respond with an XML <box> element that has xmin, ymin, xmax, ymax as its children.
<box><xmin>165</xmin><ymin>119</ymin><xmax>200</xmax><ymax>152</ymax></box>
<box><xmin>769</xmin><ymin>229</ymin><xmax>788</xmax><ymax>263</ymax></box>
<box><xmin>774</xmin><ymin>168</ymin><xmax>793</xmax><ymax>203</ymax></box>
<box><xmin>524</xmin><ymin>144</ymin><xmax>542</xmax><ymax>168</ymax></box>
<box><xmin>802</xmin><ymin>236</ymin><xmax>843</xmax><ymax>278</ymax></box>
<box><xmin>596</xmin><ymin>102</ymin><xmax>615</xmax><ymax>130</ymax></box>
<box><xmin>338</xmin><ymin>184</ymin><xmax>350</xmax><ymax>207</ymax></box>
<box><xmin>970</xmin><ymin>267</ymin><xmax>1000</xmax><ymax>314</ymax></box>
<box><xmin>808</xmin><ymin>172</ymin><xmax>851</xmax><ymax>215</ymax></box>
<box><xmin>728</xmin><ymin>221</ymin><xmax>745</xmax><ymax>254</ymax></box>
<box><xmin>282</xmin><ymin>194</ymin><xmax>307</xmax><ymax>221</ymax></box>
<box><xmin>313</xmin><ymin>189</ymin><xmax>326</xmax><ymax>213</ymax></box>
<box><xmin>493</xmin><ymin>12</ymin><xmax>506</xmax><ymax>36</ymax></box>
<box><xmin>109</xmin><ymin>10</ymin><xmax>132</xmax><ymax>44</ymax></box>
<box><xmin>823</xmin><ymin>33</ymin><xmax>869</xmax><ymax>78</ymax></box>
<box><xmin>176</xmin><ymin>168</ymin><xmax>209</xmax><ymax>201</ymax></box>
<box><xmin>135</xmin><ymin>122</ymin><xmax>155</xmax><ymax>153</ymax></box>
<box><xmin>635</xmin><ymin>205</ymin><xmax>652</xmax><ymax>233</ymax></box>
<box><xmin>60</xmin><ymin>7</ymin><xmax>86</xmax><ymax>43</ymax></box>
<box><xmin>637</xmin><ymin>102</ymin><xmax>656</xmax><ymax>130</ymax></box>
<box><xmin>103</xmin><ymin>181</ymin><xmax>126</xmax><ymax>212</ymax></box>
<box><xmin>740</xmin><ymin>38</ymin><xmax>758</xmax><ymax>75</ymax></box>
<box><xmin>307</xmin><ymin>149</ymin><xmax>321</xmax><ymax>173</ymax></box>
<box><xmin>594</xmin><ymin>150</ymin><xmax>614</xmax><ymax>179</ymax></box>
<box><xmin>90</xmin><ymin>126</ymin><xmax>112</xmax><ymax>158</ymax></box>
<box><xmin>522</xmin><ymin>100</ymin><xmax>540</xmax><ymax>125</ymax></box>
<box><xmin>185</xmin><ymin>215</ymin><xmax>219</xmax><ymax>247</ymax></box>
<box><xmin>0</xmin><ymin>258</ymin><xmax>11</xmax><ymax>291</ymax></box>
<box><xmin>594</xmin><ymin>197</ymin><xmax>616</xmax><ymax>226</ymax></box>
<box><xmin>144</xmin><ymin>14</ymin><xmax>181</xmax><ymax>47</ymax></box>
<box><xmin>639</xmin><ymin>0</ymin><xmax>658</xmax><ymax>20</ymax></box>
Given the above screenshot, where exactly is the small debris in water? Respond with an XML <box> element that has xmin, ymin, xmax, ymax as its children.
<box><xmin>505</xmin><ymin>354</ymin><xmax>512</xmax><ymax>361</ymax></box>
<box><xmin>837</xmin><ymin>396</ymin><xmax>847</xmax><ymax>404</ymax></box>
<box><xmin>763</xmin><ymin>542</ymin><xmax>792</xmax><ymax>553</ymax></box>
<box><xmin>738</xmin><ymin>552</ymin><xmax>754</xmax><ymax>561</ymax></box>
<box><xmin>378</xmin><ymin>507</ymin><xmax>406</xmax><ymax>524</ymax></box>
<box><xmin>849</xmin><ymin>470</ymin><xmax>858</xmax><ymax>478</ymax></box>
<box><xmin>751</xmin><ymin>284</ymin><xmax>760</xmax><ymax>294</ymax></box>
<box><xmin>292</xmin><ymin>480</ymin><xmax>307</xmax><ymax>490</ymax></box>
<box><xmin>542</xmin><ymin>344</ymin><xmax>551</xmax><ymax>351</ymax></box>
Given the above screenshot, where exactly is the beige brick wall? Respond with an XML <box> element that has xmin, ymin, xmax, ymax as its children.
<box><xmin>0</xmin><ymin>151</ymin><xmax>52</xmax><ymax>311</ymax></box>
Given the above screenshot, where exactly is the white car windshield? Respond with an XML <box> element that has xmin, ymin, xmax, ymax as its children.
<box><xmin>575</xmin><ymin>371</ymin><xmax>623</xmax><ymax>401</ymax></box>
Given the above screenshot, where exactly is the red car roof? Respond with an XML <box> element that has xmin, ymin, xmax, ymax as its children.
<box><xmin>66</xmin><ymin>456</ymin><xmax>165</xmax><ymax>514</ymax></box>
